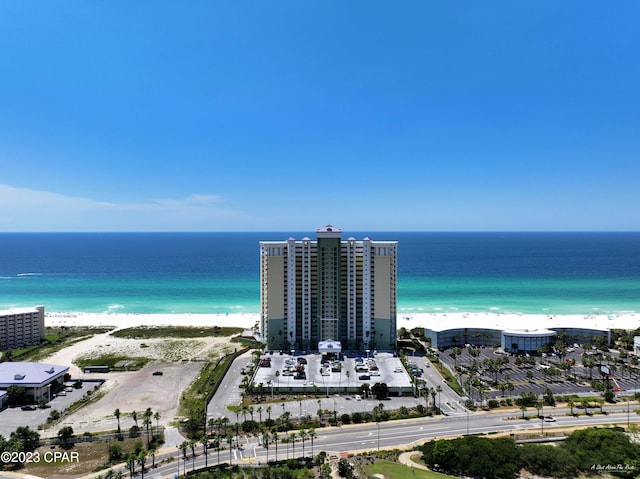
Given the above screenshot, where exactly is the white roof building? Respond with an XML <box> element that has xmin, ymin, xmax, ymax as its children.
<box><xmin>0</xmin><ymin>361</ymin><xmax>69</xmax><ymax>403</ymax></box>
<box><xmin>419</xmin><ymin>313</ymin><xmax>627</xmax><ymax>351</ymax></box>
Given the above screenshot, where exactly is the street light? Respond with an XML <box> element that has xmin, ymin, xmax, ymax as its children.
<box><xmin>376</xmin><ymin>422</ymin><xmax>380</xmax><ymax>451</ymax></box>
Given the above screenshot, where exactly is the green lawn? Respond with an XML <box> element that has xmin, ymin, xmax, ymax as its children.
<box><xmin>364</xmin><ymin>460</ymin><xmax>456</xmax><ymax>479</ymax></box>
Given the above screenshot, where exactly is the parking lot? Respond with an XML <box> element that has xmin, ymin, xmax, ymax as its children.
<box><xmin>437</xmin><ymin>343</ymin><xmax>640</xmax><ymax>402</ymax></box>
<box><xmin>252</xmin><ymin>351</ymin><xmax>414</xmax><ymax>396</ymax></box>
<box><xmin>0</xmin><ymin>380</ymin><xmax>92</xmax><ymax>437</ymax></box>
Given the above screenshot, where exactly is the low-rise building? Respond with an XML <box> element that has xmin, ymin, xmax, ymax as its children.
<box><xmin>0</xmin><ymin>306</ymin><xmax>45</xmax><ymax>351</ymax></box>
<box><xmin>423</xmin><ymin>313</ymin><xmax>612</xmax><ymax>352</ymax></box>
<box><xmin>0</xmin><ymin>361</ymin><xmax>69</xmax><ymax>403</ymax></box>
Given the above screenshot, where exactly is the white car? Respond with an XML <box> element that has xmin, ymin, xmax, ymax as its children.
<box><xmin>543</xmin><ymin>416</ymin><xmax>556</xmax><ymax>422</ymax></box>
<box><xmin>354</xmin><ymin>395</ymin><xmax>362</xmax><ymax>401</ymax></box>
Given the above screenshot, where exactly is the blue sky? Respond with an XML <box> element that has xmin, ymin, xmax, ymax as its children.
<box><xmin>1</xmin><ymin>2</ymin><xmax>639</xmax><ymax>232</ymax></box>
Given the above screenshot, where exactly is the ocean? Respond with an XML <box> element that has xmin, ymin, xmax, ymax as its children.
<box><xmin>1</xmin><ymin>232</ymin><xmax>639</xmax><ymax>316</ymax></box>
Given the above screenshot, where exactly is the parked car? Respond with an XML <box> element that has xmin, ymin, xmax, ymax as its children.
<box><xmin>21</xmin><ymin>405</ymin><xmax>37</xmax><ymax>411</ymax></box>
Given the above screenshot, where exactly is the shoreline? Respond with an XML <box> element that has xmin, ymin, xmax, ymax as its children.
<box><xmin>44</xmin><ymin>311</ymin><xmax>640</xmax><ymax>332</ymax></box>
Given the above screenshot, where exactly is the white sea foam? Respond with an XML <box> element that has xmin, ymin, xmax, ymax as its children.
<box><xmin>105</xmin><ymin>304</ymin><xmax>125</xmax><ymax>314</ymax></box>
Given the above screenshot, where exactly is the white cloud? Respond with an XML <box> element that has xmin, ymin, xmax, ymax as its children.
<box><xmin>0</xmin><ymin>184</ymin><xmax>238</xmax><ymax>231</ymax></box>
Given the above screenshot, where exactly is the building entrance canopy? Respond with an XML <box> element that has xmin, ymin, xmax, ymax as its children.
<box><xmin>318</xmin><ymin>340</ymin><xmax>342</xmax><ymax>353</ymax></box>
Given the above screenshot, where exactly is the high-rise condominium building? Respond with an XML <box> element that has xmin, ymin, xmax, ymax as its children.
<box><xmin>260</xmin><ymin>225</ymin><xmax>397</xmax><ymax>352</ymax></box>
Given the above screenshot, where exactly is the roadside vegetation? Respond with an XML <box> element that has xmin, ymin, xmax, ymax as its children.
<box><xmin>179</xmin><ymin>349</ymin><xmax>248</xmax><ymax>434</ymax></box>
<box><xmin>73</xmin><ymin>354</ymin><xmax>151</xmax><ymax>371</ymax></box>
<box><xmin>364</xmin><ymin>459</ymin><xmax>455</xmax><ymax>479</ymax></box>
<box><xmin>419</xmin><ymin>427</ymin><xmax>640</xmax><ymax>479</ymax></box>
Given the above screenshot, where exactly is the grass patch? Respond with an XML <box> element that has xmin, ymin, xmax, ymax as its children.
<box><xmin>74</xmin><ymin>354</ymin><xmax>151</xmax><ymax>371</ymax></box>
<box><xmin>364</xmin><ymin>460</ymin><xmax>456</xmax><ymax>479</ymax></box>
<box><xmin>20</xmin><ymin>436</ymin><xmax>149</xmax><ymax>477</ymax></box>
<box><xmin>431</xmin><ymin>362</ymin><xmax>464</xmax><ymax>396</ymax></box>
<box><xmin>110</xmin><ymin>325</ymin><xmax>244</xmax><ymax>339</ymax></box>
<box><xmin>180</xmin><ymin>354</ymin><xmax>236</xmax><ymax>415</ymax></box>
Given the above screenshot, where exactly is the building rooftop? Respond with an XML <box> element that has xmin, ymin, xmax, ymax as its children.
<box><xmin>410</xmin><ymin>312</ymin><xmax>639</xmax><ymax>333</ymax></box>
<box><xmin>0</xmin><ymin>306</ymin><xmax>43</xmax><ymax>315</ymax></box>
<box><xmin>0</xmin><ymin>362</ymin><xmax>69</xmax><ymax>388</ymax></box>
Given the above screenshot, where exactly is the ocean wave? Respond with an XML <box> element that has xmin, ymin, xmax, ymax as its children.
<box><xmin>16</xmin><ymin>272</ymin><xmax>42</xmax><ymax>277</ymax></box>
<box><xmin>105</xmin><ymin>304</ymin><xmax>125</xmax><ymax>314</ymax></box>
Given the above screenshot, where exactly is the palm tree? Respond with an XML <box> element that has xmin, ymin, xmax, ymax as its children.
<box><xmin>299</xmin><ymin>429</ymin><xmax>307</xmax><ymax>458</ymax></box>
<box><xmin>436</xmin><ymin>385</ymin><xmax>442</xmax><ymax>412</ymax></box>
<box><xmin>189</xmin><ymin>439</ymin><xmax>197</xmax><ymax>470</ymax></box>
<box><xmin>114</xmin><ymin>408</ymin><xmax>121</xmax><ymax>434</ymax></box>
<box><xmin>272</xmin><ymin>430</ymin><xmax>279</xmax><ymax>461</ymax></box>
<box><xmin>430</xmin><ymin>387</ymin><xmax>437</xmax><ymax>414</ymax></box>
<box><xmin>179</xmin><ymin>441</ymin><xmax>188</xmax><ymax>474</ymax></box>
<box><xmin>262</xmin><ymin>430</ymin><xmax>270</xmax><ymax>462</ymax></box>
<box><xmin>450</xmin><ymin>347</ymin><xmax>462</xmax><ymax>368</ymax></box>
<box><xmin>153</xmin><ymin>412</ymin><xmax>160</xmax><ymax>438</ymax></box>
<box><xmin>132</xmin><ymin>410</ymin><xmax>138</xmax><ymax>428</ymax></box>
<box><xmin>266</xmin><ymin>405</ymin><xmax>272</xmax><ymax>423</ymax></box>
<box><xmin>228</xmin><ymin>404</ymin><xmax>241</xmax><ymax>439</ymax></box>
<box><xmin>201</xmin><ymin>434</ymin><xmax>208</xmax><ymax>468</ymax></box>
<box><xmin>289</xmin><ymin>432</ymin><xmax>296</xmax><ymax>458</ymax></box>
<box><xmin>136</xmin><ymin>450</ymin><xmax>147</xmax><ymax>479</ymax></box>
<box><xmin>207</xmin><ymin>417</ymin><xmax>216</xmax><ymax>435</ymax></box>
<box><xmin>150</xmin><ymin>443</ymin><xmax>159</xmax><ymax>469</ymax></box>
<box><xmin>257</xmin><ymin>405</ymin><xmax>263</xmax><ymax>424</ymax></box>
<box><xmin>143</xmin><ymin>415</ymin><xmax>152</xmax><ymax>445</ymax></box>
<box><xmin>126</xmin><ymin>453</ymin><xmax>136</xmax><ymax>478</ymax></box>
<box><xmin>308</xmin><ymin>428</ymin><xmax>316</xmax><ymax>458</ymax></box>
<box><xmin>226</xmin><ymin>434</ymin><xmax>234</xmax><ymax>464</ymax></box>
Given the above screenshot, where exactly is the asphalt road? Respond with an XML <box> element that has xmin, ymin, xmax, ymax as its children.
<box><xmin>110</xmin><ymin>404</ymin><xmax>640</xmax><ymax>479</ymax></box>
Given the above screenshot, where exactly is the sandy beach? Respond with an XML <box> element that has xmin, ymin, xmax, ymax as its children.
<box><xmin>45</xmin><ymin>310</ymin><xmax>639</xmax><ymax>333</ymax></box>
<box><xmin>45</xmin><ymin>311</ymin><xmax>262</xmax><ymax>330</ymax></box>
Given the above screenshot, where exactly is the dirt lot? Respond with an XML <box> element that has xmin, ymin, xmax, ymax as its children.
<box><xmin>54</xmin><ymin>362</ymin><xmax>203</xmax><ymax>435</ymax></box>
<box><xmin>35</xmin><ymin>330</ymin><xmax>232</xmax><ymax>437</ymax></box>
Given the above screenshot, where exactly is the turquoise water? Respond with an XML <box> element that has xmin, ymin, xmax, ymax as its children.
<box><xmin>1</xmin><ymin>232</ymin><xmax>639</xmax><ymax>315</ymax></box>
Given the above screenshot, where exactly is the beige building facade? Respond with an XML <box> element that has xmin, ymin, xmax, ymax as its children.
<box><xmin>0</xmin><ymin>306</ymin><xmax>45</xmax><ymax>351</ymax></box>
<box><xmin>260</xmin><ymin>226</ymin><xmax>397</xmax><ymax>352</ymax></box>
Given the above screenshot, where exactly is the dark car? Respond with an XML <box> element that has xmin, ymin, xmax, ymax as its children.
<box><xmin>358</xmin><ymin>374</ymin><xmax>371</xmax><ymax>380</ymax></box>
<box><xmin>152</xmin><ymin>371</ymin><xmax>163</xmax><ymax>376</ymax></box>
<box><xmin>21</xmin><ymin>405</ymin><xmax>37</xmax><ymax>411</ymax></box>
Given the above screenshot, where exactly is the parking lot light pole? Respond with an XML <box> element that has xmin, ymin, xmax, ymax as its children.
<box><xmin>376</xmin><ymin>422</ymin><xmax>380</xmax><ymax>451</ymax></box>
